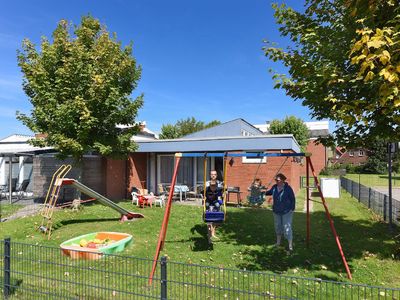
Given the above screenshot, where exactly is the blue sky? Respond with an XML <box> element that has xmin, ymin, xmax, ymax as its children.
<box><xmin>0</xmin><ymin>0</ymin><xmax>322</xmax><ymax>139</ymax></box>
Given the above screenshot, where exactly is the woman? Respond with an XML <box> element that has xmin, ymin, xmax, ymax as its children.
<box><xmin>265</xmin><ymin>173</ymin><xmax>295</xmax><ymax>252</ymax></box>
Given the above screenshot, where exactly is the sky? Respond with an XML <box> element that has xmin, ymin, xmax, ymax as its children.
<box><xmin>0</xmin><ymin>0</ymin><xmax>323</xmax><ymax>139</ymax></box>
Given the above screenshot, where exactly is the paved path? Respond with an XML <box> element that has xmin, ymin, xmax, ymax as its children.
<box><xmin>373</xmin><ymin>187</ymin><xmax>400</xmax><ymax>201</ymax></box>
<box><xmin>1</xmin><ymin>203</ymin><xmax>42</xmax><ymax>222</ymax></box>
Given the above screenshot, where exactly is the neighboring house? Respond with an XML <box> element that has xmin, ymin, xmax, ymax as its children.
<box><xmin>254</xmin><ymin>120</ymin><xmax>330</xmax><ymax>175</ymax></box>
<box><xmin>330</xmin><ymin>147</ymin><xmax>369</xmax><ymax>166</ymax></box>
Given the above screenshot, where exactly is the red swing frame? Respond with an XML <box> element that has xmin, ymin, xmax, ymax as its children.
<box><xmin>148</xmin><ymin>152</ymin><xmax>352</xmax><ymax>284</ymax></box>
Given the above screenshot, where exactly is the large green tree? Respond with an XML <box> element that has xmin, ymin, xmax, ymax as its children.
<box><xmin>159</xmin><ymin>117</ymin><xmax>221</xmax><ymax>139</ymax></box>
<box><xmin>268</xmin><ymin>116</ymin><xmax>309</xmax><ymax>151</ymax></box>
<box><xmin>264</xmin><ymin>0</ymin><xmax>399</xmax><ymax>147</ymax></box>
<box><xmin>17</xmin><ymin>16</ymin><xmax>143</xmax><ymax>161</ymax></box>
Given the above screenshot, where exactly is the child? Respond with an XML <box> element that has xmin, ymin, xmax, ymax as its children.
<box><xmin>205</xmin><ymin>182</ymin><xmax>223</xmax><ymax>211</ymax></box>
<box><xmin>248</xmin><ymin>178</ymin><xmax>266</xmax><ymax>206</ymax></box>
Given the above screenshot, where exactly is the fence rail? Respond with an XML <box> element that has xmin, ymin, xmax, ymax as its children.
<box><xmin>1</xmin><ymin>239</ymin><xmax>400</xmax><ymax>299</ymax></box>
<box><xmin>340</xmin><ymin>177</ymin><xmax>400</xmax><ymax>225</ymax></box>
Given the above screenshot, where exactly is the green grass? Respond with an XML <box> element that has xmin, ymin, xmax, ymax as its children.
<box><xmin>0</xmin><ymin>204</ymin><xmax>23</xmax><ymax>219</ymax></box>
<box><xmin>0</xmin><ymin>190</ymin><xmax>399</xmax><ymax>296</ymax></box>
<box><xmin>344</xmin><ymin>173</ymin><xmax>400</xmax><ymax>187</ymax></box>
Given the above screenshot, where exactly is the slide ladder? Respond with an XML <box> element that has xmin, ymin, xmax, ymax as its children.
<box><xmin>39</xmin><ymin>165</ymin><xmax>72</xmax><ymax>239</ymax></box>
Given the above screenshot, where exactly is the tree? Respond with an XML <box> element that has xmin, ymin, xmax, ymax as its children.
<box><xmin>264</xmin><ymin>0</ymin><xmax>400</xmax><ymax>148</ymax></box>
<box><xmin>17</xmin><ymin>16</ymin><xmax>143</xmax><ymax>161</ymax></box>
<box><xmin>268</xmin><ymin>116</ymin><xmax>309</xmax><ymax>152</ymax></box>
<box><xmin>159</xmin><ymin>117</ymin><xmax>221</xmax><ymax>139</ymax></box>
<box><xmin>361</xmin><ymin>139</ymin><xmax>388</xmax><ymax>174</ymax></box>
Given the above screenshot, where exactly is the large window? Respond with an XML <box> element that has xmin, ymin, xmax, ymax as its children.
<box><xmin>157</xmin><ymin>155</ymin><xmax>193</xmax><ymax>186</ymax></box>
<box><xmin>196</xmin><ymin>157</ymin><xmax>211</xmax><ymax>184</ymax></box>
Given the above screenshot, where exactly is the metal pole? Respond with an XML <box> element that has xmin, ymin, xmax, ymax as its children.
<box><xmin>160</xmin><ymin>256</ymin><xmax>167</xmax><ymax>300</ymax></box>
<box><xmin>358</xmin><ymin>173</ymin><xmax>361</xmax><ymax>202</ymax></box>
<box><xmin>388</xmin><ymin>143</ymin><xmax>393</xmax><ymax>229</ymax></box>
<box><xmin>8</xmin><ymin>156</ymin><xmax>12</xmax><ymax>204</ymax></box>
<box><xmin>4</xmin><ymin>237</ymin><xmax>11</xmax><ymax>298</ymax></box>
<box><xmin>306</xmin><ymin>157</ymin><xmax>310</xmax><ymax>248</ymax></box>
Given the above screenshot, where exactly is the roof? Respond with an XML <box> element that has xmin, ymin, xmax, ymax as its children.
<box><xmin>136</xmin><ymin>134</ymin><xmax>301</xmax><ymax>153</ymax></box>
<box><xmin>0</xmin><ymin>134</ymin><xmax>34</xmax><ymax>143</ymax></box>
<box><xmin>183</xmin><ymin>118</ymin><xmax>263</xmax><ymax>138</ymax></box>
<box><xmin>254</xmin><ymin>120</ymin><xmax>329</xmax><ymax>138</ymax></box>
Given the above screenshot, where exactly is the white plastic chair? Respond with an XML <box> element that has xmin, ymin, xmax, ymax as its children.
<box><xmin>154</xmin><ymin>194</ymin><xmax>166</xmax><ymax>207</ymax></box>
<box><xmin>131</xmin><ymin>192</ymin><xmax>140</xmax><ymax>206</ymax></box>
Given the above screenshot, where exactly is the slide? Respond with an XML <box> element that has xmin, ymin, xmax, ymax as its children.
<box><xmin>61</xmin><ymin>178</ymin><xmax>144</xmax><ymax>219</ymax></box>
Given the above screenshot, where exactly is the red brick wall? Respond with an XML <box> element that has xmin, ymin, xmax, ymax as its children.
<box><xmin>302</xmin><ymin>139</ymin><xmax>327</xmax><ymax>175</ymax></box>
<box><xmin>224</xmin><ymin>152</ymin><xmax>302</xmax><ymax>203</ymax></box>
<box><xmin>105</xmin><ymin>158</ymin><xmax>127</xmax><ymax>200</ymax></box>
<box><xmin>127</xmin><ymin>153</ymin><xmax>147</xmax><ymax>195</ymax></box>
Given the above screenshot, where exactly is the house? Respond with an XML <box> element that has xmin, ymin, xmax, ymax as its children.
<box><xmin>127</xmin><ymin>119</ymin><xmax>305</xmax><ymax>200</ymax></box>
<box><xmin>330</xmin><ymin>147</ymin><xmax>369</xmax><ymax>166</ymax></box>
<box><xmin>0</xmin><ymin>122</ymin><xmax>158</xmax><ymax>202</ymax></box>
<box><xmin>1</xmin><ymin>119</ymin><xmax>323</xmax><ymax>203</ymax></box>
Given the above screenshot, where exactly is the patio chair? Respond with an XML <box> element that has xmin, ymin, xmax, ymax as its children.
<box><xmin>154</xmin><ymin>194</ymin><xmax>166</xmax><ymax>207</ymax></box>
<box><xmin>16</xmin><ymin>179</ymin><xmax>30</xmax><ymax>200</ymax></box>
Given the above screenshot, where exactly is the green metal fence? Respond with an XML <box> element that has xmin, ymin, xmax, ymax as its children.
<box><xmin>1</xmin><ymin>239</ymin><xmax>399</xmax><ymax>299</ymax></box>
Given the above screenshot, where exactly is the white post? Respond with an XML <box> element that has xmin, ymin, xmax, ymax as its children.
<box><xmin>19</xmin><ymin>156</ymin><xmax>25</xmax><ymax>186</ymax></box>
<box><xmin>0</xmin><ymin>157</ymin><xmax>6</xmax><ymax>185</ymax></box>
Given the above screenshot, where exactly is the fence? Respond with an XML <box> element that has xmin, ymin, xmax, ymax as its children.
<box><xmin>1</xmin><ymin>239</ymin><xmax>400</xmax><ymax>299</ymax></box>
<box><xmin>341</xmin><ymin>177</ymin><xmax>400</xmax><ymax>225</ymax></box>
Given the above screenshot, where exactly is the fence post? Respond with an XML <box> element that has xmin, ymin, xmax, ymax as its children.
<box><xmin>4</xmin><ymin>238</ymin><xmax>11</xmax><ymax>298</ymax></box>
<box><xmin>160</xmin><ymin>256</ymin><xmax>167</xmax><ymax>300</ymax></box>
<box><xmin>384</xmin><ymin>195</ymin><xmax>387</xmax><ymax>221</ymax></box>
<box><xmin>351</xmin><ymin>180</ymin><xmax>354</xmax><ymax>198</ymax></box>
<box><xmin>368</xmin><ymin>188</ymin><xmax>371</xmax><ymax>209</ymax></box>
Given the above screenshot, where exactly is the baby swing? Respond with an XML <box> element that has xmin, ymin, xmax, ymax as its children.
<box><xmin>202</xmin><ymin>154</ymin><xmax>227</xmax><ymax>223</ymax></box>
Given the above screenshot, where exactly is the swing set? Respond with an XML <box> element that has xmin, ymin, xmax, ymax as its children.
<box><xmin>148</xmin><ymin>151</ymin><xmax>352</xmax><ymax>284</ymax></box>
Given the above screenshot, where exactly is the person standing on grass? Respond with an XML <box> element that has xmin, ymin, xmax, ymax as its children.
<box><xmin>265</xmin><ymin>173</ymin><xmax>296</xmax><ymax>252</ymax></box>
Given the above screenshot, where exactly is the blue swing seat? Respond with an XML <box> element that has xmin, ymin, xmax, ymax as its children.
<box><xmin>204</xmin><ymin>211</ymin><xmax>225</xmax><ymax>223</ymax></box>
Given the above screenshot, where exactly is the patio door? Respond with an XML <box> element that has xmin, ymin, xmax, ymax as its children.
<box><xmin>157</xmin><ymin>155</ymin><xmax>194</xmax><ymax>186</ymax></box>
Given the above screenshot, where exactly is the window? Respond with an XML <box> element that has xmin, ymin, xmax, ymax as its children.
<box><xmin>349</xmin><ymin>151</ymin><xmax>354</xmax><ymax>157</ymax></box>
<box><xmin>242</xmin><ymin>152</ymin><xmax>267</xmax><ymax>164</ymax></box>
<box><xmin>359</xmin><ymin>150</ymin><xmax>364</xmax><ymax>156</ymax></box>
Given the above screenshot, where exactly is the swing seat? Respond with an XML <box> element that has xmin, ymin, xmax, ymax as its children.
<box><xmin>204</xmin><ymin>211</ymin><xmax>225</xmax><ymax>223</ymax></box>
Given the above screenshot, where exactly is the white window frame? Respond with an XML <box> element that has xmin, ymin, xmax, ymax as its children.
<box><xmin>242</xmin><ymin>153</ymin><xmax>267</xmax><ymax>164</ymax></box>
<box><xmin>358</xmin><ymin>150</ymin><xmax>364</xmax><ymax>156</ymax></box>
<box><xmin>348</xmin><ymin>151</ymin><xmax>354</xmax><ymax>157</ymax></box>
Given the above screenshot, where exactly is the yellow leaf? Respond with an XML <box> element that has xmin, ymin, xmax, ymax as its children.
<box><xmin>364</xmin><ymin>71</ymin><xmax>375</xmax><ymax>82</ymax></box>
<box><xmin>380</xmin><ymin>55</ymin><xmax>389</xmax><ymax>65</ymax></box>
<box><xmin>379</xmin><ymin>68</ymin><xmax>392</xmax><ymax>80</ymax></box>
<box><xmin>388</xmin><ymin>74</ymin><xmax>398</xmax><ymax>83</ymax></box>
<box><xmin>393</xmin><ymin>98</ymin><xmax>400</xmax><ymax>107</ymax></box>
<box><xmin>367</xmin><ymin>39</ymin><xmax>385</xmax><ymax>49</ymax></box>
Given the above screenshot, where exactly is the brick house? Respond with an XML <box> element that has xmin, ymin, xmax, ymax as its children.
<box><xmin>330</xmin><ymin>147</ymin><xmax>369</xmax><ymax>166</ymax></box>
<box><xmin>127</xmin><ymin>119</ymin><xmax>312</xmax><ymax>199</ymax></box>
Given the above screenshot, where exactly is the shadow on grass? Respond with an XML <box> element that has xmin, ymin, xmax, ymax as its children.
<box><xmin>216</xmin><ymin>208</ymin><xmax>398</xmax><ymax>275</ymax></box>
<box><xmin>0</xmin><ymin>278</ymin><xmax>23</xmax><ymax>297</ymax></box>
<box><xmin>189</xmin><ymin>224</ymin><xmax>213</xmax><ymax>251</ymax></box>
<box><xmin>57</xmin><ymin>217</ymin><xmax>120</xmax><ymax>226</ymax></box>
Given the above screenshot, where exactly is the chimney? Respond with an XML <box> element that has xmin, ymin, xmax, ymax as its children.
<box><xmin>35</xmin><ymin>133</ymin><xmax>48</xmax><ymax>139</ymax></box>
<box><xmin>139</xmin><ymin>121</ymin><xmax>146</xmax><ymax>132</ymax></box>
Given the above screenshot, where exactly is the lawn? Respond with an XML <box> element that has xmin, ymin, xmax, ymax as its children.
<box><xmin>344</xmin><ymin>173</ymin><xmax>400</xmax><ymax>187</ymax></box>
<box><xmin>0</xmin><ymin>188</ymin><xmax>399</xmax><ymax>291</ymax></box>
<box><xmin>0</xmin><ymin>203</ymin><xmax>23</xmax><ymax>219</ymax></box>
